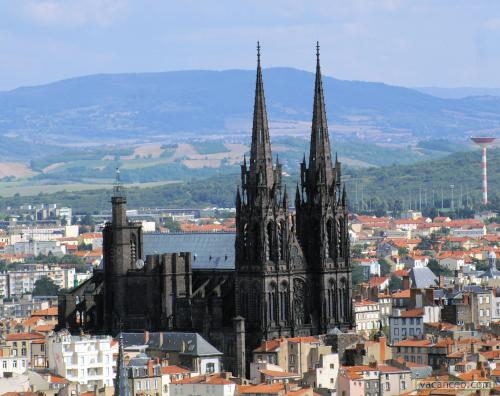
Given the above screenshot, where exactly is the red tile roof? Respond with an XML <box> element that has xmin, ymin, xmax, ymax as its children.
<box><xmin>161</xmin><ymin>365</ymin><xmax>191</xmax><ymax>375</ymax></box>
<box><xmin>5</xmin><ymin>332</ymin><xmax>45</xmax><ymax>341</ymax></box>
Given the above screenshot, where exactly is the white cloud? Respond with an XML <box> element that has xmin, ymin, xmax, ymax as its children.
<box><xmin>484</xmin><ymin>17</ymin><xmax>500</xmax><ymax>31</ymax></box>
<box><xmin>22</xmin><ymin>0</ymin><xmax>128</xmax><ymax>27</ymax></box>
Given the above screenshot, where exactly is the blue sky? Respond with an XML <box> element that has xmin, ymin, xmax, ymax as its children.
<box><xmin>0</xmin><ymin>0</ymin><xmax>499</xmax><ymax>91</ymax></box>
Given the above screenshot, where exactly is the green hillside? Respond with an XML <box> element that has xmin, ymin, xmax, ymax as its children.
<box><xmin>0</xmin><ymin>148</ymin><xmax>497</xmax><ymax>215</ymax></box>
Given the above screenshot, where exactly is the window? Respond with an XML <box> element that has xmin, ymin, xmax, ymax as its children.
<box><xmin>206</xmin><ymin>363</ymin><xmax>215</xmax><ymax>374</ymax></box>
<box><xmin>409</xmin><ymin>329</ymin><xmax>414</xmax><ymax>336</ymax></box>
<box><xmin>366</xmin><ymin>382</ymin><xmax>370</xmax><ymax>389</ymax></box>
<box><xmin>290</xmin><ymin>355</ymin><xmax>295</xmax><ymax>364</ymax></box>
<box><xmin>2</xmin><ymin>361</ymin><xmax>6</xmax><ymax>369</ymax></box>
<box><xmin>41</xmin><ymin>344</ymin><xmax>45</xmax><ymax>352</ymax></box>
<box><xmin>330</xmin><ymin>378</ymin><xmax>334</xmax><ymax>383</ymax></box>
<box><xmin>385</xmin><ymin>383</ymin><xmax>390</xmax><ymax>391</ymax></box>
<box><xmin>401</xmin><ymin>380</ymin><xmax>407</xmax><ymax>390</ymax></box>
<box><xmin>330</xmin><ymin>364</ymin><xmax>334</xmax><ymax>369</ymax></box>
<box><xmin>21</xmin><ymin>348</ymin><xmax>26</xmax><ymax>356</ymax></box>
<box><xmin>394</xmin><ymin>329</ymin><xmax>399</xmax><ymax>335</ymax></box>
<box><xmin>13</xmin><ymin>360</ymin><xmax>17</xmax><ymax>368</ymax></box>
<box><xmin>410</xmin><ymin>318</ymin><xmax>414</xmax><ymax>325</ymax></box>
<box><xmin>402</xmin><ymin>318</ymin><xmax>406</xmax><ymax>325</ymax></box>
<box><xmin>480</xmin><ymin>309</ymin><xmax>484</xmax><ymax>317</ymax></box>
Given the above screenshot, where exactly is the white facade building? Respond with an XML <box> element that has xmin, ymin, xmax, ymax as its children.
<box><xmin>303</xmin><ymin>352</ymin><xmax>339</xmax><ymax>391</ymax></box>
<box><xmin>7</xmin><ymin>266</ymin><xmax>75</xmax><ymax>296</ymax></box>
<box><xmin>47</xmin><ymin>332</ymin><xmax>116</xmax><ymax>389</ymax></box>
<box><xmin>0</xmin><ymin>356</ymin><xmax>30</xmax><ymax>377</ymax></box>
<box><xmin>354</xmin><ymin>300</ymin><xmax>381</xmax><ymax>335</ymax></box>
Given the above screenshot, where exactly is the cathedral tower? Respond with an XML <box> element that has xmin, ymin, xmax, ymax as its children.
<box><xmin>235</xmin><ymin>44</ymin><xmax>310</xmax><ymax>353</ymax></box>
<box><xmin>103</xmin><ymin>169</ymin><xmax>144</xmax><ymax>333</ymax></box>
<box><xmin>296</xmin><ymin>43</ymin><xmax>353</xmax><ymax>332</ymax></box>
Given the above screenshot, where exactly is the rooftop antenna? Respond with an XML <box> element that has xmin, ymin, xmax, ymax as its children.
<box><xmin>471</xmin><ymin>137</ymin><xmax>496</xmax><ymax>205</ymax></box>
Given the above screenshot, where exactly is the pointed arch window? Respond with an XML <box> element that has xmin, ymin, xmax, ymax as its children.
<box><xmin>279</xmin><ymin>281</ymin><xmax>289</xmax><ymax>322</ymax></box>
<box><xmin>130</xmin><ymin>233</ymin><xmax>137</xmax><ymax>268</ymax></box>
<box><xmin>327</xmin><ymin>278</ymin><xmax>336</xmax><ymax>318</ymax></box>
<box><xmin>339</xmin><ymin>217</ymin><xmax>345</xmax><ymax>258</ymax></box>
<box><xmin>243</xmin><ymin>223</ymin><xmax>249</xmax><ymax>249</ymax></box>
<box><xmin>266</xmin><ymin>221</ymin><xmax>274</xmax><ymax>261</ymax></box>
<box><xmin>278</xmin><ymin>221</ymin><xmax>286</xmax><ymax>260</ymax></box>
<box><xmin>340</xmin><ymin>278</ymin><xmax>348</xmax><ymax>321</ymax></box>
<box><xmin>326</xmin><ymin>218</ymin><xmax>334</xmax><ymax>259</ymax></box>
<box><xmin>267</xmin><ymin>282</ymin><xmax>277</xmax><ymax>323</ymax></box>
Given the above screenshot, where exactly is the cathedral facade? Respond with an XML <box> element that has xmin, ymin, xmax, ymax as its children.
<box><xmin>58</xmin><ymin>44</ymin><xmax>353</xmax><ymax>377</ymax></box>
<box><xmin>235</xmin><ymin>43</ymin><xmax>354</xmax><ymax>354</ymax></box>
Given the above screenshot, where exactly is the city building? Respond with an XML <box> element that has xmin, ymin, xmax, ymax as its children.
<box><xmin>47</xmin><ymin>331</ymin><xmax>116</xmax><ymax>389</ymax></box>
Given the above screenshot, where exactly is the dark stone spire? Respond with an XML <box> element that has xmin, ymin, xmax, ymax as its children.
<box><xmin>114</xmin><ymin>332</ymin><xmax>130</xmax><ymax>396</ymax></box>
<box><xmin>249</xmin><ymin>42</ymin><xmax>274</xmax><ymax>190</ymax></box>
<box><xmin>309</xmin><ymin>41</ymin><xmax>334</xmax><ymax>187</ymax></box>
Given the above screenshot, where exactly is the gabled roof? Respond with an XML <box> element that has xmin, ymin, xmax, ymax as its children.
<box><xmin>259</xmin><ymin>369</ymin><xmax>300</xmax><ymax>378</ymax></box>
<box><xmin>399</xmin><ymin>308</ymin><xmax>424</xmax><ymax>318</ymax></box>
<box><xmin>253</xmin><ymin>339</ymin><xmax>282</xmax><ymax>353</ymax></box>
<box><xmin>5</xmin><ymin>332</ymin><xmax>45</xmax><ymax>341</ymax></box>
<box><xmin>172</xmin><ymin>373</ymin><xmax>234</xmax><ymax>385</ymax></box>
<box><xmin>393</xmin><ymin>339</ymin><xmax>432</xmax><ymax>347</ymax></box>
<box><xmin>121</xmin><ymin>332</ymin><xmax>222</xmax><ymax>356</ymax></box>
<box><xmin>238</xmin><ymin>383</ymin><xmax>284</xmax><ymax>394</ymax></box>
<box><xmin>369</xmin><ymin>276</ymin><xmax>389</xmax><ymax>288</ymax></box>
<box><xmin>161</xmin><ymin>365</ymin><xmax>191</xmax><ymax>375</ymax></box>
<box><xmin>143</xmin><ymin>232</ymin><xmax>235</xmax><ymax>269</ymax></box>
<box><xmin>409</xmin><ymin>267</ymin><xmax>438</xmax><ymax>289</ymax></box>
<box><xmin>31</xmin><ymin>307</ymin><xmax>58</xmax><ymax>317</ymax></box>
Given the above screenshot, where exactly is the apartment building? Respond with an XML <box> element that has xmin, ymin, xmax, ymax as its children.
<box><xmin>47</xmin><ymin>332</ymin><xmax>116</xmax><ymax>389</ymax></box>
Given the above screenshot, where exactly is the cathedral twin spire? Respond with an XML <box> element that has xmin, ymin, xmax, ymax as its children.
<box><xmin>247</xmin><ymin>42</ymin><xmax>335</xmax><ymax>194</ymax></box>
<box><xmin>249</xmin><ymin>42</ymin><xmax>275</xmax><ymax>191</ymax></box>
<box><xmin>309</xmin><ymin>42</ymin><xmax>334</xmax><ymax>189</ymax></box>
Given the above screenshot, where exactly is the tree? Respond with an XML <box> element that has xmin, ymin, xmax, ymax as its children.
<box><xmin>351</xmin><ymin>245</ymin><xmax>364</xmax><ymax>258</ymax></box>
<box><xmin>379</xmin><ymin>258</ymin><xmax>392</xmax><ymax>276</ymax></box>
<box><xmin>163</xmin><ymin>217</ymin><xmax>181</xmax><ymax>232</ymax></box>
<box><xmin>352</xmin><ymin>264</ymin><xmax>366</xmax><ymax>285</ymax></box>
<box><xmin>32</xmin><ymin>277</ymin><xmax>60</xmax><ymax>296</ymax></box>
<box><xmin>388</xmin><ymin>275</ymin><xmax>403</xmax><ymax>291</ymax></box>
<box><xmin>427</xmin><ymin>259</ymin><xmax>452</xmax><ymax>277</ymax></box>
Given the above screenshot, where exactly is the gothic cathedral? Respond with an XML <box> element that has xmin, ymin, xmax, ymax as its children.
<box><xmin>235</xmin><ymin>43</ymin><xmax>354</xmax><ymax>352</ymax></box>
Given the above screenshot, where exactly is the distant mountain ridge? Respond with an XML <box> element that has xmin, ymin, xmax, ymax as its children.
<box><xmin>0</xmin><ymin>67</ymin><xmax>500</xmax><ymax>146</ymax></box>
<box><xmin>416</xmin><ymin>86</ymin><xmax>500</xmax><ymax>99</ymax></box>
